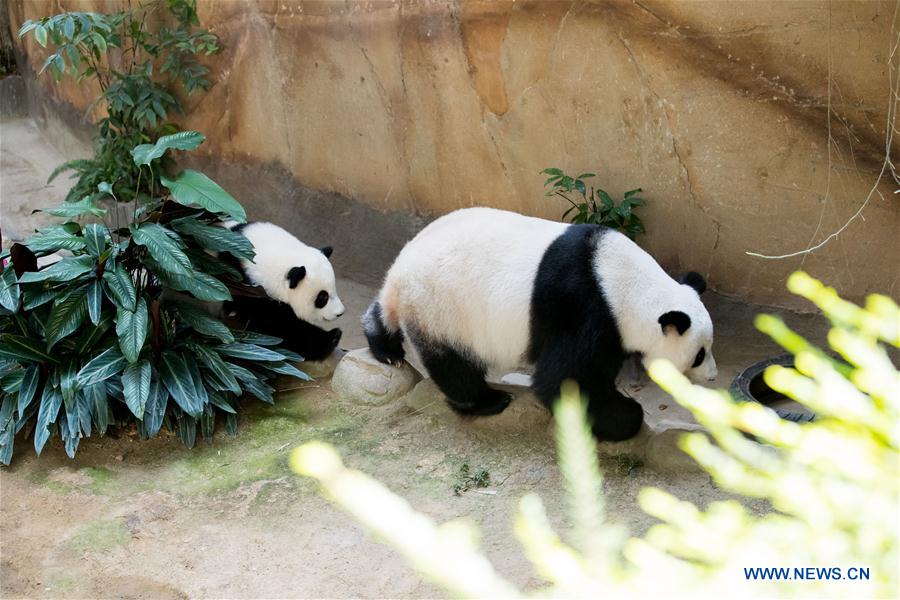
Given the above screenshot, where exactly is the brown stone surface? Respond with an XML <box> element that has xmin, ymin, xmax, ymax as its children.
<box><xmin>7</xmin><ymin>0</ymin><xmax>899</xmax><ymax>307</ymax></box>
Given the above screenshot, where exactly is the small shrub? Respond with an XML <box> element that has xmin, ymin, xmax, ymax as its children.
<box><xmin>542</xmin><ymin>168</ymin><xmax>646</xmax><ymax>238</ymax></box>
<box><xmin>19</xmin><ymin>0</ymin><xmax>218</xmax><ymax>204</ymax></box>
<box><xmin>452</xmin><ymin>463</ymin><xmax>490</xmax><ymax>495</ymax></box>
<box><xmin>291</xmin><ymin>272</ymin><xmax>898</xmax><ymax>597</ymax></box>
<box><xmin>0</xmin><ymin>132</ymin><xmax>308</xmax><ymax>464</ymax></box>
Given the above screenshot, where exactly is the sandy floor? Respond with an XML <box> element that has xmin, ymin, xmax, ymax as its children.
<box><xmin>0</xmin><ymin>117</ymin><xmax>831</xmax><ymax>598</ymax></box>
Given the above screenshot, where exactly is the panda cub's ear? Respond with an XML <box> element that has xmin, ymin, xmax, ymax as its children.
<box><xmin>287</xmin><ymin>266</ymin><xmax>306</xmax><ymax>289</ymax></box>
<box><xmin>319</xmin><ymin>246</ymin><xmax>333</xmax><ymax>259</ymax></box>
<box><xmin>659</xmin><ymin>311</ymin><xmax>691</xmax><ymax>335</ymax></box>
<box><xmin>680</xmin><ymin>271</ymin><xmax>706</xmax><ymax>295</ymax></box>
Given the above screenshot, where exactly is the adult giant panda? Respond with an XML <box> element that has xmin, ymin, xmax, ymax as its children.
<box><xmin>363</xmin><ymin>207</ymin><xmax>716</xmax><ymax>441</ymax></box>
<box><xmin>226</xmin><ymin>222</ymin><xmax>345</xmax><ymax>361</ymax></box>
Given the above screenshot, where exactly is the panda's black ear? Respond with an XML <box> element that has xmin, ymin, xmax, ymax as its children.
<box><xmin>680</xmin><ymin>271</ymin><xmax>706</xmax><ymax>295</ymax></box>
<box><xmin>319</xmin><ymin>246</ymin><xmax>333</xmax><ymax>259</ymax></box>
<box><xmin>659</xmin><ymin>311</ymin><xmax>691</xmax><ymax>335</ymax></box>
<box><xmin>287</xmin><ymin>266</ymin><xmax>306</xmax><ymax>289</ymax></box>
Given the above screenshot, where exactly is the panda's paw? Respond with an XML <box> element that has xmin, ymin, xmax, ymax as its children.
<box><xmin>450</xmin><ymin>390</ymin><xmax>512</xmax><ymax>417</ymax></box>
<box><xmin>327</xmin><ymin>328</ymin><xmax>343</xmax><ymax>351</ymax></box>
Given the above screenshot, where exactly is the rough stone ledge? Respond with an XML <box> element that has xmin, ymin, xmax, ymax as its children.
<box><xmin>332</xmin><ymin>348</ymin><xmax>709</xmax><ymax>472</ymax></box>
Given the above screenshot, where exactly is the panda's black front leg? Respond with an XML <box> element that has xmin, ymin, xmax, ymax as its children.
<box><xmin>408</xmin><ymin>329</ymin><xmax>511</xmax><ymax>416</ymax></box>
<box><xmin>532</xmin><ymin>339</ymin><xmax>643</xmax><ymax>442</ymax></box>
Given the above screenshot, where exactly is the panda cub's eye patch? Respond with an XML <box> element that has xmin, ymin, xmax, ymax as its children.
<box><xmin>691</xmin><ymin>347</ymin><xmax>706</xmax><ymax>369</ymax></box>
<box><xmin>315</xmin><ymin>291</ymin><xmax>329</xmax><ymax>309</ymax></box>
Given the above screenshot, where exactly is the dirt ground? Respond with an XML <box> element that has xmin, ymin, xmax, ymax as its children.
<box><xmin>0</xmin><ymin>117</ymin><xmax>832</xmax><ymax>598</ymax></box>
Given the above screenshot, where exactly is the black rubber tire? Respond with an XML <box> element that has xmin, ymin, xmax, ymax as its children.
<box><xmin>729</xmin><ymin>353</ymin><xmax>815</xmax><ymax>423</ymax></box>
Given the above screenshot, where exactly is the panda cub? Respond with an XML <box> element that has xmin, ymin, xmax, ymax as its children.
<box><xmin>363</xmin><ymin>207</ymin><xmax>716</xmax><ymax>441</ymax></box>
<box><xmin>226</xmin><ymin>222</ymin><xmax>345</xmax><ymax>361</ymax></box>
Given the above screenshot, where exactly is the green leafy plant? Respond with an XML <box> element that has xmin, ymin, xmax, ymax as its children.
<box><xmin>542</xmin><ymin>168</ymin><xmax>646</xmax><ymax>238</ymax></box>
<box><xmin>452</xmin><ymin>463</ymin><xmax>490</xmax><ymax>496</ymax></box>
<box><xmin>18</xmin><ymin>0</ymin><xmax>218</xmax><ymax>204</ymax></box>
<box><xmin>291</xmin><ymin>272</ymin><xmax>898</xmax><ymax>597</ymax></box>
<box><xmin>0</xmin><ymin>132</ymin><xmax>308</xmax><ymax>465</ymax></box>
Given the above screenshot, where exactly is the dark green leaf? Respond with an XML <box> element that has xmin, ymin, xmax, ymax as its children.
<box><xmin>159</xmin><ymin>351</ymin><xmax>202</xmax><ymax>418</ymax></box>
<box><xmin>264</xmin><ymin>361</ymin><xmax>311</xmax><ymax>381</ymax></box>
<box><xmin>131</xmin><ymin>131</ymin><xmax>205</xmax><ymax>166</ymax></box>
<box><xmin>24</xmin><ymin>223</ymin><xmax>86</xmax><ymax>253</ymax></box>
<box><xmin>17</xmin><ymin>364</ymin><xmax>40</xmax><ymax>415</ymax></box>
<box><xmin>232</xmin><ymin>331</ymin><xmax>283</xmax><ymax>346</ymax></box>
<box><xmin>131</xmin><ymin>223</ymin><xmax>192</xmax><ymax>277</ymax></box>
<box><xmin>176</xmin><ymin>413</ymin><xmax>197</xmax><ymax>448</ymax></box>
<box><xmin>0</xmin><ymin>334</ymin><xmax>60</xmax><ymax>364</ymax></box>
<box><xmin>160</xmin><ymin>169</ymin><xmax>247</xmax><ymax>222</ymax></box>
<box><xmin>200</xmin><ymin>405</ymin><xmax>215</xmax><ymax>442</ymax></box>
<box><xmin>34</xmin><ymin>384</ymin><xmax>62</xmax><ymax>455</ymax></box>
<box><xmin>46</xmin><ymin>286</ymin><xmax>88</xmax><ymax>349</ymax></box>
<box><xmin>41</xmin><ymin>196</ymin><xmax>106</xmax><ymax>218</ymax></box>
<box><xmin>217</xmin><ymin>342</ymin><xmax>286</xmax><ymax>362</ymax></box>
<box><xmin>85</xmin><ymin>382</ymin><xmax>109</xmax><ymax>435</ymax></box>
<box><xmin>138</xmin><ymin>374</ymin><xmax>167</xmax><ymax>439</ymax></box>
<box><xmin>76</xmin><ymin>311</ymin><xmax>114</xmax><ymax>355</ymax></box>
<box><xmin>173</xmin><ymin>302</ymin><xmax>233</xmax><ymax>343</ymax></box>
<box><xmin>169</xmin><ymin>217</ymin><xmax>254</xmax><ymax>260</ymax></box>
<box><xmin>208</xmin><ymin>391</ymin><xmax>237</xmax><ymax>414</ymax></box>
<box><xmin>192</xmin><ymin>344</ymin><xmax>241</xmax><ymax>394</ymax></box>
<box><xmin>87</xmin><ymin>279</ymin><xmax>102</xmax><ymax>325</ymax></box>
<box><xmin>82</xmin><ymin>223</ymin><xmax>110</xmax><ymax>257</ymax></box>
<box><xmin>122</xmin><ymin>359</ymin><xmax>151</xmax><ymax>418</ymax></box>
<box><xmin>0</xmin><ymin>268</ymin><xmax>20</xmax><ymax>312</ymax></box>
<box><xmin>116</xmin><ymin>297</ymin><xmax>148</xmax><ymax>363</ymax></box>
<box><xmin>541</xmin><ymin>168</ymin><xmax>563</xmax><ymax>176</ymax></box>
<box><xmin>60</xmin><ymin>359</ymin><xmax>80</xmax><ymax>406</ymax></box>
<box><xmin>225</xmin><ymin>412</ymin><xmax>238</xmax><ymax>436</ymax></box>
<box><xmin>77</xmin><ymin>346</ymin><xmax>126</xmax><ymax>386</ymax></box>
<box><xmin>151</xmin><ymin>266</ymin><xmax>231</xmax><ymax>302</ymax></box>
<box><xmin>18</xmin><ymin>256</ymin><xmax>94</xmax><ymax>284</ymax></box>
<box><xmin>103</xmin><ymin>265</ymin><xmax>136</xmax><ymax>311</ymax></box>
<box><xmin>624</xmin><ymin>188</ymin><xmax>643</xmax><ymax>198</ymax></box>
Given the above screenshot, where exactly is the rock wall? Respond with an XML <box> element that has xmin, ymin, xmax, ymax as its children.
<box><xmin>7</xmin><ymin>0</ymin><xmax>900</xmax><ymax>307</ymax></box>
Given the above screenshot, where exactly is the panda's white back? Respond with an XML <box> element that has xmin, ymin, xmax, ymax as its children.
<box><xmin>379</xmin><ymin>207</ymin><xmax>567</xmax><ymax>370</ymax></box>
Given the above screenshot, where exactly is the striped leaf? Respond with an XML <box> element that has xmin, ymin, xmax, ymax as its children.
<box><xmin>122</xmin><ymin>359</ymin><xmax>151</xmax><ymax>418</ymax></box>
<box><xmin>86</xmin><ymin>279</ymin><xmax>102</xmax><ymax>325</ymax></box>
<box><xmin>131</xmin><ymin>223</ymin><xmax>192</xmax><ymax>277</ymax></box>
<box><xmin>103</xmin><ymin>264</ymin><xmax>136</xmax><ymax>311</ymax></box>
<box><xmin>46</xmin><ymin>286</ymin><xmax>88</xmax><ymax>349</ymax></box>
<box><xmin>0</xmin><ymin>334</ymin><xmax>60</xmax><ymax>364</ymax></box>
<box><xmin>159</xmin><ymin>351</ymin><xmax>202</xmax><ymax>418</ymax></box>
<box><xmin>116</xmin><ymin>297</ymin><xmax>148</xmax><ymax>363</ymax></box>
<box><xmin>77</xmin><ymin>346</ymin><xmax>126</xmax><ymax>386</ymax></box>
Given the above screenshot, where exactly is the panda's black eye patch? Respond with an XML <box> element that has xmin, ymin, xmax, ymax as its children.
<box><xmin>315</xmin><ymin>291</ymin><xmax>329</xmax><ymax>309</ymax></box>
<box><xmin>691</xmin><ymin>347</ymin><xmax>706</xmax><ymax>369</ymax></box>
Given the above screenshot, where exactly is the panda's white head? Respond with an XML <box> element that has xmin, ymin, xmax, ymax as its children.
<box><xmin>639</xmin><ymin>272</ymin><xmax>717</xmax><ymax>383</ymax></box>
<box><xmin>282</xmin><ymin>245</ymin><xmax>345</xmax><ymax>327</ymax></box>
<box><xmin>236</xmin><ymin>222</ymin><xmax>345</xmax><ymax>328</ymax></box>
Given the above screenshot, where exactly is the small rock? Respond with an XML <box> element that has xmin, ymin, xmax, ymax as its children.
<box><xmin>331</xmin><ymin>348</ymin><xmax>422</xmax><ymax>406</ymax></box>
<box><xmin>114</xmin><ymin>454</ymin><xmax>124</xmax><ymax>462</ymax></box>
<box><xmin>298</xmin><ymin>347</ymin><xmax>346</xmax><ymax>379</ymax></box>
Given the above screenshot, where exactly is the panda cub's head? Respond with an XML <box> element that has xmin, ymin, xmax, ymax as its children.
<box><xmin>643</xmin><ymin>272</ymin><xmax>717</xmax><ymax>383</ymax></box>
<box><xmin>234</xmin><ymin>222</ymin><xmax>345</xmax><ymax>328</ymax></box>
<box><xmin>282</xmin><ymin>247</ymin><xmax>345</xmax><ymax>327</ymax></box>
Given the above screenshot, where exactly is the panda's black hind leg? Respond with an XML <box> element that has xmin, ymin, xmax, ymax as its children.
<box><xmin>409</xmin><ymin>329</ymin><xmax>511</xmax><ymax>416</ymax></box>
<box><xmin>362</xmin><ymin>302</ymin><xmax>405</xmax><ymax>366</ymax></box>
